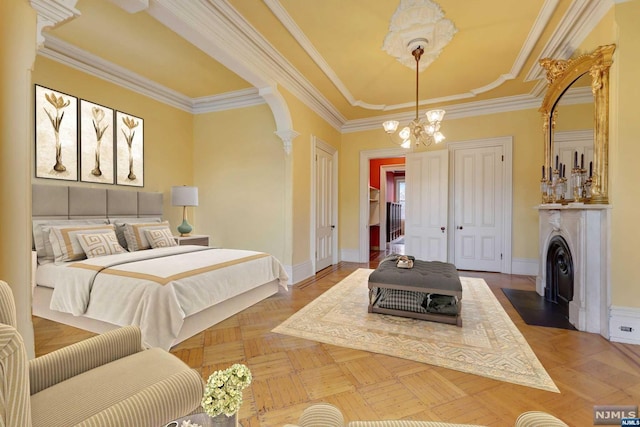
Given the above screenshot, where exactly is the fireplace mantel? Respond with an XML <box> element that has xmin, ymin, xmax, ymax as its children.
<box><xmin>536</xmin><ymin>204</ymin><xmax>610</xmax><ymax>338</ymax></box>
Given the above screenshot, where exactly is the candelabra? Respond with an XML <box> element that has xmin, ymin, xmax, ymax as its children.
<box><xmin>570</xmin><ymin>153</ymin><xmax>593</xmax><ymax>203</ymax></box>
<box><xmin>541</xmin><ymin>153</ymin><xmax>593</xmax><ymax>204</ymax></box>
<box><xmin>540</xmin><ymin>166</ymin><xmax>567</xmax><ymax>204</ymax></box>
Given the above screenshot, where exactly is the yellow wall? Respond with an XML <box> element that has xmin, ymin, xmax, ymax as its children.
<box><xmin>280</xmin><ymin>88</ymin><xmax>341</xmax><ymax>266</ymax></box>
<box><xmin>610</xmin><ymin>0</ymin><xmax>640</xmax><ymax>306</ymax></box>
<box><xmin>192</xmin><ymin>105</ymin><xmax>287</xmax><ymax>260</ymax></box>
<box><xmin>32</xmin><ymin>56</ymin><xmax>194</xmax><ymax>230</ymax></box>
<box><xmin>0</xmin><ymin>0</ymin><xmax>37</xmax><ymax>356</ymax></box>
<box><xmin>342</xmin><ymin>108</ymin><xmax>545</xmax><ymax>260</ymax></box>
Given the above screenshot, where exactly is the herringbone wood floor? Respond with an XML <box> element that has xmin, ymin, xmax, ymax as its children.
<box><xmin>33</xmin><ymin>258</ymin><xmax>640</xmax><ymax>427</ymax></box>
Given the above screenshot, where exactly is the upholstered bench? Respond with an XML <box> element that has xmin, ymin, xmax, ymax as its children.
<box><xmin>368</xmin><ymin>256</ymin><xmax>463</xmax><ymax>326</ymax></box>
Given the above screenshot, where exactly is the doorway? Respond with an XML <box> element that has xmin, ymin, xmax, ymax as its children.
<box><xmin>359</xmin><ymin>139</ymin><xmax>512</xmax><ymax>273</ymax></box>
<box><xmin>376</xmin><ymin>162</ymin><xmax>407</xmax><ymax>258</ymax></box>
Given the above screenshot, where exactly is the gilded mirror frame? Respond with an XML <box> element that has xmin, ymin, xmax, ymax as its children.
<box><xmin>539</xmin><ymin>44</ymin><xmax>615</xmax><ymax>203</ymax></box>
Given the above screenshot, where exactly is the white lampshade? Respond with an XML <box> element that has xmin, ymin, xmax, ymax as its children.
<box><xmin>425</xmin><ymin>109</ymin><xmax>445</xmax><ymax>123</ymax></box>
<box><xmin>382</xmin><ymin>120</ymin><xmax>399</xmax><ymax>133</ymax></box>
<box><xmin>171</xmin><ymin>186</ymin><xmax>199</xmax><ymax>207</ymax></box>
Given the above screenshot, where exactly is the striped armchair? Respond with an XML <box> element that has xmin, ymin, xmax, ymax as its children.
<box><xmin>284</xmin><ymin>403</ymin><xmax>569</xmax><ymax>427</ymax></box>
<box><xmin>0</xmin><ymin>280</ymin><xmax>204</xmax><ymax>427</ymax></box>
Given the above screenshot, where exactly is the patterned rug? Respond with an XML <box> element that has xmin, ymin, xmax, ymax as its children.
<box><xmin>273</xmin><ymin>268</ymin><xmax>559</xmax><ymax>393</ymax></box>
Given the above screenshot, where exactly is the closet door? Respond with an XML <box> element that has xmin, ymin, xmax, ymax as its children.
<box><xmin>453</xmin><ymin>145</ymin><xmax>503</xmax><ymax>272</ymax></box>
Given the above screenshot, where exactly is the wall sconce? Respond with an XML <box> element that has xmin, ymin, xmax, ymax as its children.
<box><xmin>171</xmin><ymin>185</ymin><xmax>198</xmax><ymax>236</ymax></box>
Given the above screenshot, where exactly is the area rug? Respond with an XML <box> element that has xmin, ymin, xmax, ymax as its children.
<box><xmin>502</xmin><ymin>288</ymin><xmax>577</xmax><ymax>330</ymax></box>
<box><xmin>273</xmin><ymin>268</ymin><xmax>559</xmax><ymax>393</ymax></box>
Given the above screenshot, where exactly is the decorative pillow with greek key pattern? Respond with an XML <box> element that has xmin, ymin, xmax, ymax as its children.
<box><xmin>49</xmin><ymin>224</ymin><xmax>116</xmax><ymax>263</ymax></box>
<box><xmin>77</xmin><ymin>231</ymin><xmax>126</xmax><ymax>258</ymax></box>
<box><xmin>123</xmin><ymin>221</ymin><xmax>171</xmax><ymax>251</ymax></box>
<box><xmin>144</xmin><ymin>227</ymin><xmax>177</xmax><ymax>248</ymax></box>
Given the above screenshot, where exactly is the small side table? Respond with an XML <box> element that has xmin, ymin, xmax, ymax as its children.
<box><xmin>173</xmin><ymin>234</ymin><xmax>209</xmax><ymax>247</ymax></box>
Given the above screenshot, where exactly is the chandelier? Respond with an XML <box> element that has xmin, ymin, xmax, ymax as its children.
<box><xmin>382</xmin><ymin>40</ymin><xmax>446</xmax><ymax>149</ymax></box>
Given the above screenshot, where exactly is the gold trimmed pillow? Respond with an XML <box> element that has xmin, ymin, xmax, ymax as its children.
<box><xmin>76</xmin><ymin>231</ymin><xmax>126</xmax><ymax>258</ymax></box>
<box><xmin>33</xmin><ymin>219</ymin><xmax>109</xmax><ymax>264</ymax></box>
<box><xmin>144</xmin><ymin>227</ymin><xmax>177</xmax><ymax>248</ymax></box>
<box><xmin>124</xmin><ymin>221</ymin><xmax>171</xmax><ymax>251</ymax></box>
<box><xmin>49</xmin><ymin>224</ymin><xmax>116</xmax><ymax>263</ymax></box>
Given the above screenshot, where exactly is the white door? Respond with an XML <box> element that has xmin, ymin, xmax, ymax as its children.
<box><xmin>315</xmin><ymin>146</ymin><xmax>334</xmax><ymax>271</ymax></box>
<box><xmin>453</xmin><ymin>145</ymin><xmax>503</xmax><ymax>271</ymax></box>
<box><xmin>405</xmin><ymin>150</ymin><xmax>448</xmax><ymax>261</ymax></box>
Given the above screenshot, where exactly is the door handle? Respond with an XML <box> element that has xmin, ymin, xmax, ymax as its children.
<box><xmin>440</xmin><ymin>227</ymin><xmax>445</xmax><ymax>233</ymax></box>
<box><xmin>331</xmin><ymin>225</ymin><xmax>335</xmax><ymax>229</ymax></box>
<box><xmin>457</xmin><ymin>226</ymin><xmax>463</xmax><ymax>230</ymax></box>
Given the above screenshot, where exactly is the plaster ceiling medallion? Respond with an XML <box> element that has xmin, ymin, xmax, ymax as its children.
<box><xmin>382</xmin><ymin>0</ymin><xmax>457</xmax><ymax>72</ymax></box>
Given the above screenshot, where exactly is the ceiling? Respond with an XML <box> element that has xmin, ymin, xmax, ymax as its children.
<box><xmin>41</xmin><ymin>0</ymin><xmax>610</xmax><ymax>131</ymax></box>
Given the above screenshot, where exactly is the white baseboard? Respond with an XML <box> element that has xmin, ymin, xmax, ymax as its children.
<box><xmin>284</xmin><ymin>259</ymin><xmax>314</xmax><ymax>286</ymax></box>
<box><xmin>609</xmin><ymin>306</ymin><xmax>640</xmax><ymax>345</ymax></box>
<box><xmin>340</xmin><ymin>248</ymin><xmax>361</xmax><ymax>263</ymax></box>
<box><xmin>511</xmin><ymin>257</ymin><xmax>538</xmax><ymax>276</ymax></box>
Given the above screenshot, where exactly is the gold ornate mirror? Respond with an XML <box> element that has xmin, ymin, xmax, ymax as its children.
<box><xmin>539</xmin><ymin>44</ymin><xmax>615</xmax><ymax>203</ymax></box>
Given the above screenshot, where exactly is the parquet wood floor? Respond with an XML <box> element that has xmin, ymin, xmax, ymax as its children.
<box><xmin>33</xmin><ymin>257</ymin><xmax>640</xmax><ymax>427</ymax></box>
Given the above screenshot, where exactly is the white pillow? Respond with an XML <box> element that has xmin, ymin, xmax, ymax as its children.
<box><xmin>49</xmin><ymin>224</ymin><xmax>116</xmax><ymax>263</ymax></box>
<box><xmin>109</xmin><ymin>217</ymin><xmax>161</xmax><ymax>249</ymax></box>
<box><xmin>33</xmin><ymin>219</ymin><xmax>109</xmax><ymax>263</ymax></box>
<box><xmin>76</xmin><ymin>231</ymin><xmax>126</xmax><ymax>258</ymax></box>
<box><xmin>144</xmin><ymin>227</ymin><xmax>177</xmax><ymax>248</ymax></box>
<box><xmin>124</xmin><ymin>221</ymin><xmax>171</xmax><ymax>251</ymax></box>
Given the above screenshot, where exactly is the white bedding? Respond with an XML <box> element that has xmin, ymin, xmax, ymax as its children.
<box><xmin>41</xmin><ymin>246</ymin><xmax>288</xmax><ymax>349</ymax></box>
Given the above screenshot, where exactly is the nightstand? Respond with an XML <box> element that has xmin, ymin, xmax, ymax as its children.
<box><xmin>173</xmin><ymin>234</ymin><xmax>209</xmax><ymax>246</ymax></box>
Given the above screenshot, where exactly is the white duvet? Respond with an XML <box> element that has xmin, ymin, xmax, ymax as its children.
<box><xmin>46</xmin><ymin>246</ymin><xmax>288</xmax><ymax>349</ymax></box>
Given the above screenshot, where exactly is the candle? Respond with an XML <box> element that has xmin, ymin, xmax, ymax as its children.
<box><xmin>581</xmin><ymin>153</ymin><xmax>584</xmax><ymax>169</ymax></box>
<box><xmin>555</xmin><ymin>155</ymin><xmax>559</xmax><ymax>170</ymax></box>
<box><xmin>574</xmin><ymin>151</ymin><xmax>578</xmax><ymax>168</ymax></box>
<box><xmin>542</xmin><ymin>165</ymin><xmax>545</xmax><ymax>179</ymax></box>
<box><xmin>589</xmin><ymin>161</ymin><xmax>593</xmax><ymax>177</ymax></box>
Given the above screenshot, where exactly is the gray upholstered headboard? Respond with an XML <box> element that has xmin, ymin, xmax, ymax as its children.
<box><xmin>32</xmin><ymin>184</ymin><xmax>163</xmax><ymax>220</ymax></box>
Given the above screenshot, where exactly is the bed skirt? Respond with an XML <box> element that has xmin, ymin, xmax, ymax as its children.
<box><xmin>32</xmin><ymin>279</ymin><xmax>281</xmax><ymax>348</ymax></box>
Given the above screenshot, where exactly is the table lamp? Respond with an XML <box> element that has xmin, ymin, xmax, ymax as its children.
<box><xmin>171</xmin><ymin>185</ymin><xmax>198</xmax><ymax>236</ymax></box>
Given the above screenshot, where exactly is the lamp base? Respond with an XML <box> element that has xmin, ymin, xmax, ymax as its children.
<box><xmin>177</xmin><ymin>219</ymin><xmax>193</xmax><ymax>236</ymax></box>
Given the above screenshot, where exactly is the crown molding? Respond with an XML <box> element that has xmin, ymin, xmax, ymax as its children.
<box><xmin>30</xmin><ymin>0</ymin><xmax>81</xmax><ymax>46</ymax></box>
<box><xmin>343</xmin><ymin>94</ymin><xmax>539</xmax><ymax>133</ymax></box>
<box><xmin>39</xmin><ymin>35</ymin><xmax>194</xmax><ymax>112</ymax></box>
<box><xmin>265</xmin><ymin>0</ymin><xmax>556</xmax><ymax>111</ymax></box>
<box><xmin>192</xmin><ymin>89</ymin><xmax>265</xmax><ymax>114</ymax></box>
<box><xmin>525</xmin><ymin>0</ymin><xmax>614</xmax><ymax>82</ymax></box>
<box><xmin>146</xmin><ymin>0</ymin><xmax>345</xmax><ymax>130</ymax></box>
<box><xmin>342</xmin><ymin>83</ymin><xmax>593</xmax><ymax>134</ymax></box>
<box><xmin>107</xmin><ymin>0</ymin><xmax>148</xmax><ymax>14</ymax></box>
<box><xmin>35</xmin><ymin>0</ymin><xmax>598</xmax><ymax>135</ymax></box>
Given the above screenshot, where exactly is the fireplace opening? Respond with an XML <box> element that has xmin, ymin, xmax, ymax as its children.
<box><xmin>545</xmin><ymin>235</ymin><xmax>574</xmax><ymax>317</ymax></box>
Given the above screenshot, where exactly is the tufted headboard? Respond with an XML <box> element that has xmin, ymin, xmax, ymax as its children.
<box><xmin>32</xmin><ymin>184</ymin><xmax>163</xmax><ymax>220</ymax></box>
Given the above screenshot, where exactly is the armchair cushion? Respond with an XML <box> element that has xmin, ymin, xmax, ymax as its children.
<box><xmin>0</xmin><ymin>280</ymin><xmax>17</xmax><ymax>327</ymax></box>
<box><xmin>28</xmin><ymin>325</ymin><xmax>143</xmax><ymax>395</ymax></box>
<box><xmin>30</xmin><ymin>348</ymin><xmax>203</xmax><ymax>427</ymax></box>
<box><xmin>0</xmin><ymin>324</ymin><xmax>32</xmax><ymax>427</ymax></box>
<box><xmin>76</xmin><ymin>369</ymin><xmax>204</xmax><ymax>427</ymax></box>
<box><xmin>286</xmin><ymin>404</ymin><xmax>568</xmax><ymax>427</ymax></box>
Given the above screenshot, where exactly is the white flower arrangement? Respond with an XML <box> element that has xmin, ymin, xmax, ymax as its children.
<box><xmin>201</xmin><ymin>363</ymin><xmax>252</xmax><ymax>418</ymax></box>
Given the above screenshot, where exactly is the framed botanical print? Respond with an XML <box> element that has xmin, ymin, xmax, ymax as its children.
<box><xmin>35</xmin><ymin>85</ymin><xmax>78</xmax><ymax>181</ymax></box>
<box><xmin>80</xmin><ymin>99</ymin><xmax>114</xmax><ymax>184</ymax></box>
<box><xmin>115</xmin><ymin>110</ymin><xmax>144</xmax><ymax>187</ymax></box>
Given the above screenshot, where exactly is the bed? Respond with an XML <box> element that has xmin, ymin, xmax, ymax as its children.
<box><xmin>31</xmin><ymin>184</ymin><xmax>288</xmax><ymax>350</ymax></box>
